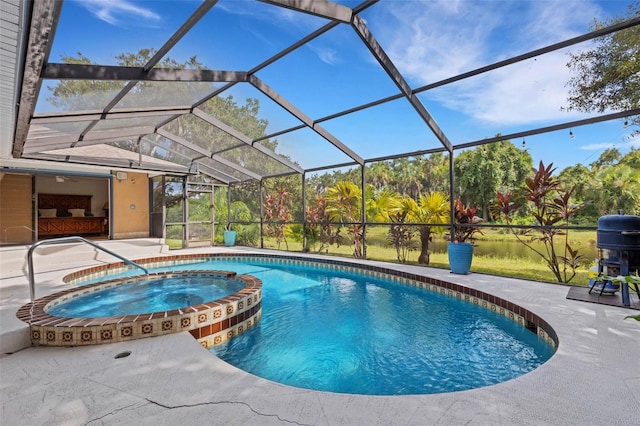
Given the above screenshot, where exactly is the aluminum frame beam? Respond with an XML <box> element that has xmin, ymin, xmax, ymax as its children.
<box><xmin>23</xmin><ymin>153</ymin><xmax>191</xmax><ymax>174</ymax></box>
<box><xmin>157</xmin><ymin>128</ymin><xmax>262</xmax><ymax>181</ymax></box>
<box><xmin>249</xmin><ymin>75</ymin><xmax>364</xmax><ymax>165</ymax></box>
<box><xmin>100</xmin><ymin>0</ymin><xmax>218</xmax><ymax>115</ymax></box>
<box><xmin>31</xmin><ymin>107</ymin><xmax>192</xmax><ymax>121</ymax></box>
<box><xmin>258</xmin><ymin>0</ymin><xmax>353</xmax><ymax>23</ymax></box>
<box><xmin>191</xmin><ymin>108</ymin><xmax>303</xmax><ymax>174</ymax></box>
<box><xmin>194</xmin><ymin>162</ymin><xmax>241</xmax><ymax>184</ymax></box>
<box><xmin>41</xmin><ymin>64</ymin><xmax>248</xmax><ymax>83</ymax></box>
<box><xmin>23</xmin><ymin>126</ymin><xmax>155</xmax><ymax>149</ymax></box>
<box><xmin>139</xmin><ymin>135</ymin><xmax>241</xmax><ymax>184</ymax></box>
<box><xmin>12</xmin><ymin>0</ymin><xmax>62</xmax><ymax>157</ymax></box>
<box><xmin>456</xmin><ymin>109</ymin><xmax>640</xmax><ymax>150</ymax></box>
<box><xmin>350</xmin><ymin>14</ymin><xmax>453</xmax><ymax>152</ymax></box>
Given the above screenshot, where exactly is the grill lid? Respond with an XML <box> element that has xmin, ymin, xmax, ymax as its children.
<box><xmin>597</xmin><ymin>215</ymin><xmax>640</xmax><ymax>232</ymax></box>
<box><xmin>597</xmin><ymin>214</ymin><xmax>640</xmax><ymax>250</ymax></box>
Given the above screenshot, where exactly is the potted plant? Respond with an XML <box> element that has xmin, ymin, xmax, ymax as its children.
<box><xmin>603</xmin><ymin>273</ymin><xmax>640</xmax><ymax>303</ymax></box>
<box><xmin>588</xmin><ymin>270</ymin><xmax>621</xmax><ymax>294</ymax></box>
<box><xmin>447</xmin><ymin>197</ymin><xmax>483</xmax><ymax>274</ymax></box>
<box><xmin>223</xmin><ymin>224</ymin><xmax>237</xmax><ymax>247</ymax></box>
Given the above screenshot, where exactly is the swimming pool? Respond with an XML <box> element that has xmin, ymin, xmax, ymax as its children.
<box><xmin>18</xmin><ymin>253</ymin><xmax>557</xmax><ymax>395</ymax></box>
<box><xmin>203</xmin><ymin>259</ymin><xmax>555</xmax><ymax>395</ymax></box>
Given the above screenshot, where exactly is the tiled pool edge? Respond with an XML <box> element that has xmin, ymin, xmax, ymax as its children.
<box><xmin>16</xmin><ymin>270</ymin><xmax>262</xmax><ymax>348</ymax></box>
<box><xmin>59</xmin><ymin>253</ymin><xmax>558</xmax><ymax>350</ymax></box>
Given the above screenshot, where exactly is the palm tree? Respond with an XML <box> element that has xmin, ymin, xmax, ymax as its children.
<box><xmin>365</xmin><ymin>186</ymin><xmax>400</xmax><ymax>222</ymax></box>
<box><xmin>392</xmin><ymin>158</ymin><xmax>423</xmax><ymax>199</ymax></box>
<box><xmin>404</xmin><ymin>191</ymin><xmax>450</xmax><ymax>264</ymax></box>
<box><xmin>367</xmin><ymin>161</ymin><xmax>392</xmax><ymax>191</ymax></box>
<box><xmin>593</xmin><ymin>164</ymin><xmax>640</xmax><ymax>215</ymax></box>
<box><xmin>326</xmin><ymin>182</ymin><xmax>402</xmax><ymax>259</ymax></box>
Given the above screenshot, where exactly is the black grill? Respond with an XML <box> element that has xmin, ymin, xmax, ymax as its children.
<box><xmin>595</xmin><ymin>214</ymin><xmax>640</xmax><ymax>307</ymax></box>
<box><xmin>597</xmin><ymin>214</ymin><xmax>640</xmax><ymax>276</ymax></box>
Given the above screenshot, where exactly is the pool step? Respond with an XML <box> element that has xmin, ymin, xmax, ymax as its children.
<box><xmin>0</xmin><ymin>238</ymin><xmax>170</xmax><ymax>276</ymax></box>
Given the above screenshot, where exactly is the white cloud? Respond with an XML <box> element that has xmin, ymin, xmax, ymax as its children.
<box><xmin>379</xmin><ymin>0</ymin><xmax>496</xmax><ymax>82</ymax></box>
<box><xmin>217</xmin><ymin>0</ymin><xmax>322</xmax><ymax>29</ymax></box>
<box><xmin>308</xmin><ymin>45</ymin><xmax>339</xmax><ymax>65</ymax></box>
<box><xmin>580</xmin><ymin>133</ymin><xmax>640</xmax><ymax>151</ymax></box>
<box><xmin>438</xmin><ymin>50</ymin><xmax>583</xmax><ymax>125</ymax></box>
<box><xmin>375</xmin><ymin>0</ymin><xmax>604</xmax><ymax>126</ymax></box>
<box><xmin>78</xmin><ymin>0</ymin><xmax>162</xmax><ymax>26</ymax></box>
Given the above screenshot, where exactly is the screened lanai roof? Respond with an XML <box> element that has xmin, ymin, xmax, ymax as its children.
<box><xmin>3</xmin><ymin>0</ymin><xmax>640</xmax><ymax>184</ymax></box>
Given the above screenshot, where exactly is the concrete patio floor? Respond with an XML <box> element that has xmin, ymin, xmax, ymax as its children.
<box><xmin>1</xmin><ymin>242</ymin><xmax>639</xmax><ymax>425</ymax></box>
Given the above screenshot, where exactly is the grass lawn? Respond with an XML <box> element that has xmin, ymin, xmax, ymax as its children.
<box><xmin>169</xmin><ymin>226</ymin><xmax>595</xmax><ymax>286</ymax></box>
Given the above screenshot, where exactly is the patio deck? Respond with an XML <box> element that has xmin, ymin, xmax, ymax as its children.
<box><xmin>1</xmin><ymin>243</ymin><xmax>639</xmax><ymax>425</ymax></box>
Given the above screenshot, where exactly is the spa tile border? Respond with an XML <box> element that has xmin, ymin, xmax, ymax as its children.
<box><xmin>16</xmin><ymin>270</ymin><xmax>262</xmax><ymax>348</ymax></box>
<box><xmin>60</xmin><ymin>253</ymin><xmax>558</xmax><ymax>350</ymax></box>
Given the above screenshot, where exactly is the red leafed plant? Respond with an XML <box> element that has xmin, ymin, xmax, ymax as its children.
<box><xmin>452</xmin><ymin>197</ymin><xmax>483</xmax><ymax>243</ymax></box>
<box><xmin>263</xmin><ymin>186</ymin><xmax>292</xmax><ymax>250</ymax></box>
<box><xmin>494</xmin><ymin>161</ymin><xmax>588</xmax><ymax>283</ymax></box>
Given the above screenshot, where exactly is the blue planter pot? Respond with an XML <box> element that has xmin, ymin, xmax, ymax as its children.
<box><xmin>447</xmin><ymin>242</ymin><xmax>474</xmax><ymax>274</ymax></box>
<box><xmin>223</xmin><ymin>230</ymin><xmax>237</xmax><ymax>247</ymax></box>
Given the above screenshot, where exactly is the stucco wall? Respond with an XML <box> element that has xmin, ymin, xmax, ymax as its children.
<box><xmin>112</xmin><ymin>172</ymin><xmax>149</xmax><ymax>239</ymax></box>
<box><xmin>0</xmin><ymin>173</ymin><xmax>32</xmax><ymax>244</ymax></box>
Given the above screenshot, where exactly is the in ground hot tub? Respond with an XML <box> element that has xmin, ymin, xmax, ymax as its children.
<box><xmin>16</xmin><ymin>270</ymin><xmax>262</xmax><ymax>347</ymax></box>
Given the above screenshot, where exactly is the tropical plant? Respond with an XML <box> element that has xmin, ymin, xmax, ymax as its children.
<box><xmin>366</xmin><ymin>161</ymin><xmax>392</xmax><ymax>191</ymax></box>
<box><xmin>390</xmin><ymin>157</ymin><xmax>423</xmax><ymax>199</ymax></box>
<box><xmin>387</xmin><ymin>197</ymin><xmax>415</xmax><ymax>263</ymax></box>
<box><xmin>591</xmin><ymin>164</ymin><xmax>640</xmax><ymax>215</ymax></box>
<box><xmin>326</xmin><ymin>181</ymin><xmax>364</xmax><ymax>258</ymax></box>
<box><xmin>601</xmin><ymin>273</ymin><xmax>640</xmax><ymax>316</ymax></box>
<box><xmin>365</xmin><ymin>187</ymin><xmax>400</xmax><ymax>223</ymax></box>
<box><xmin>226</xmin><ymin>200</ymin><xmax>250</xmax><ymax>245</ymax></box>
<box><xmin>452</xmin><ymin>197</ymin><xmax>483</xmax><ymax>243</ymax></box>
<box><xmin>305</xmin><ymin>195</ymin><xmax>342</xmax><ymax>253</ymax></box>
<box><xmin>599</xmin><ymin>273</ymin><xmax>640</xmax><ymax>288</ymax></box>
<box><xmin>494</xmin><ymin>161</ymin><xmax>588</xmax><ymax>283</ymax></box>
<box><xmin>404</xmin><ymin>192</ymin><xmax>450</xmax><ymax>264</ymax></box>
<box><xmin>263</xmin><ymin>185</ymin><xmax>292</xmax><ymax>250</ymax></box>
<box><xmin>454</xmin><ymin>140</ymin><xmax>532</xmax><ymax>220</ymax></box>
<box><xmin>419</xmin><ymin>153</ymin><xmax>450</xmax><ymax>194</ymax></box>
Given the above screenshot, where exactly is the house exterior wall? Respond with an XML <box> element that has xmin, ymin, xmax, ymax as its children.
<box><xmin>112</xmin><ymin>172</ymin><xmax>149</xmax><ymax>239</ymax></box>
<box><xmin>0</xmin><ymin>173</ymin><xmax>33</xmax><ymax>244</ymax></box>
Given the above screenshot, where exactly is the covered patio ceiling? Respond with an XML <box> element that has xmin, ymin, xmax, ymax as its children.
<box><xmin>4</xmin><ymin>0</ymin><xmax>640</xmax><ymax>184</ymax></box>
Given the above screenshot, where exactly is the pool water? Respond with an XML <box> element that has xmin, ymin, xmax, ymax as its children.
<box><xmin>47</xmin><ymin>275</ymin><xmax>244</xmax><ymax>317</ymax></box>
<box><xmin>71</xmin><ymin>258</ymin><xmax>555</xmax><ymax>395</ymax></box>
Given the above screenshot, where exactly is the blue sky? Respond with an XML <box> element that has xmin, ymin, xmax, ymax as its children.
<box><xmin>42</xmin><ymin>0</ymin><xmax>639</xmax><ymax>172</ymax></box>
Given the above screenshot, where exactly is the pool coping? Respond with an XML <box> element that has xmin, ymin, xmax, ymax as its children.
<box><xmin>20</xmin><ymin>252</ymin><xmax>557</xmax><ymax>350</ymax></box>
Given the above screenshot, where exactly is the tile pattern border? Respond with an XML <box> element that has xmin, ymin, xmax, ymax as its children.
<box><xmin>21</xmin><ymin>253</ymin><xmax>558</xmax><ymax>350</ymax></box>
<box><xmin>16</xmin><ymin>270</ymin><xmax>262</xmax><ymax>348</ymax></box>
<box><xmin>145</xmin><ymin>253</ymin><xmax>556</xmax><ymax>350</ymax></box>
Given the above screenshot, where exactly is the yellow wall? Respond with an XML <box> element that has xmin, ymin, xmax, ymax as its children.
<box><xmin>112</xmin><ymin>172</ymin><xmax>149</xmax><ymax>239</ymax></box>
<box><xmin>0</xmin><ymin>173</ymin><xmax>33</xmax><ymax>244</ymax></box>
